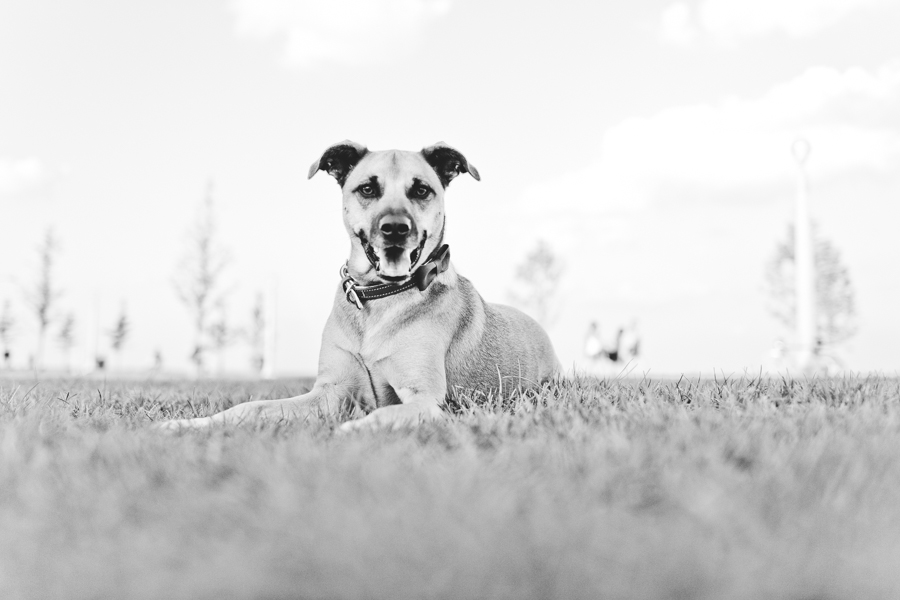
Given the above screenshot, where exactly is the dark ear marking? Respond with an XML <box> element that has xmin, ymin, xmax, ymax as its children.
<box><xmin>421</xmin><ymin>142</ymin><xmax>480</xmax><ymax>188</ymax></box>
<box><xmin>308</xmin><ymin>140</ymin><xmax>369</xmax><ymax>187</ymax></box>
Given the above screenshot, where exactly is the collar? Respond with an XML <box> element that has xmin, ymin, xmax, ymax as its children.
<box><xmin>340</xmin><ymin>244</ymin><xmax>451</xmax><ymax>310</ymax></box>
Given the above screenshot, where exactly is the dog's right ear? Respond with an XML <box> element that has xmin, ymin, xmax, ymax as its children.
<box><xmin>308</xmin><ymin>140</ymin><xmax>368</xmax><ymax>186</ymax></box>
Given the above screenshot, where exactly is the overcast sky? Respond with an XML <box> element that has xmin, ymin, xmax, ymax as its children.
<box><xmin>2</xmin><ymin>0</ymin><xmax>899</xmax><ymax>376</ymax></box>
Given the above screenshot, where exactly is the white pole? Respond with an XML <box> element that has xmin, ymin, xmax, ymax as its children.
<box><xmin>262</xmin><ymin>276</ymin><xmax>278</xmax><ymax>379</ymax></box>
<box><xmin>792</xmin><ymin>139</ymin><xmax>817</xmax><ymax>372</ymax></box>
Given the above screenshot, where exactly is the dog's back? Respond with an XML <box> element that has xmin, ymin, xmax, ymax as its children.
<box><xmin>445</xmin><ymin>275</ymin><xmax>560</xmax><ymax>397</ymax></box>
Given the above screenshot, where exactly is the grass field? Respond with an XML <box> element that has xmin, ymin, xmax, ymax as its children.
<box><xmin>1</xmin><ymin>374</ymin><xmax>899</xmax><ymax>600</ymax></box>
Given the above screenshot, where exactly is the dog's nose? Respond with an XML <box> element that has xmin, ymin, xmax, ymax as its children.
<box><xmin>379</xmin><ymin>214</ymin><xmax>412</xmax><ymax>241</ymax></box>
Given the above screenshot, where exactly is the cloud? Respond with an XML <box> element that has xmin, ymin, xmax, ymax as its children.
<box><xmin>0</xmin><ymin>157</ymin><xmax>46</xmax><ymax>196</ymax></box>
<box><xmin>520</xmin><ymin>61</ymin><xmax>900</xmax><ymax>215</ymax></box>
<box><xmin>659</xmin><ymin>3</ymin><xmax>698</xmax><ymax>45</ymax></box>
<box><xmin>700</xmin><ymin>0</ymin><xmax>889</xmax><ymax>40</ymax></box>
<box><xmin>230</xmin><ymin>0</ymin><xmax>452</xmax><ymax>67</ymax></box>
<box><xmin>660</xmin><ymin>0</ymin><xmax>892</xmax><ymax>44</ymax></box>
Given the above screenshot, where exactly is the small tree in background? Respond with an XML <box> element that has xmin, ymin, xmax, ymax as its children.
<box><xmin>508</xmin><ymin>240</ymin><xmax>564</xmax><ymax>328</ymax></box>
<box><xmin>247</xmin><ymin>292</ymin><xmax>266</xmax><ymax>375</ymax></box>
<box><xmin>25</xmin><ymin>229</ymin><xmax>62</xmax><ymax>370</ymax></box>
<box><xmin>208</xmin><ymin>301</ymin><xmax>241</xmax><ymax>376</ymax></box>
<box><xmin>57</xmin><ymin>312</ymin><xmax>76</xmax><ymax>373</ymax></box>
<box><xmin>108</xmin><ymin>307</ymin><xmax>130</xmax><ymax>371</ymax></box>
<box><xmin>0</xmin><ymin>300</ymin><xmax>15</xmax><ymax>369</ymax></box>
<box><xmin>173</xmin><ymin>182</ymin><xmax>233</xmax><ymax>377</ymax></box>
<box><xmin>764</xmin><ymin>222</ymin><xmax>857</xmax><ymax>352</ymax></box>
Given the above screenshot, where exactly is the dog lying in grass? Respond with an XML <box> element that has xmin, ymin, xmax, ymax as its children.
<box><xmin>159</xmin><ymin>141</ymin><xmax>559</xmax><ymax>431</ymax></box>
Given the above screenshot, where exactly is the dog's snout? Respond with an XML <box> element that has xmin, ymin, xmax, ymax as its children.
<box><xmin>378</xmin><ymin>214</ymin><xmax>413</xmax><ymax>242</ymax></box>
<box><xmin>380</xmin><ymin>221</ymin><xmax>410</xmax><ymax>236</ymax></box>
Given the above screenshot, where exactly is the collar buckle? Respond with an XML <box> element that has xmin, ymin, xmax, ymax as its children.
<box><xmin>346</xmin><ymin>285</ymin><xmax>364</xmax><ymax>310</ymax></box>
<box><xmin>341</xmin><ymin>266</ymin><xmax>365</xmax><ymax>310</ymax></box>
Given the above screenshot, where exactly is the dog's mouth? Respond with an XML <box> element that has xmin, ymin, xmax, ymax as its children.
<box><xmin>409</xmin><ymin>242</ymin><xmax>423</xmax><ymax>269</ymax></box>
<box><xmin>358</xmin><ymin>231</ymin><xmax>427</xmax><ymax>281</ymax></box>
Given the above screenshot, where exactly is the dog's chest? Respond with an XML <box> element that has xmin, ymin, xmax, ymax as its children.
<box><xmin>343</xmin><ymin>303</ymin><xmax>410</xmax><ymax>364</ymax></box>
<box><xmin>346</xmin><ymin>324</ymin><xmax>407</xmax><ymax>409</ymax></box>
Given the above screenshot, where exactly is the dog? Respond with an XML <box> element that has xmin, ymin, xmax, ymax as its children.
<box><xmin>159</xmin><ymin>141</ymin><xmax>560</xmax><ymax>432</ymax></box>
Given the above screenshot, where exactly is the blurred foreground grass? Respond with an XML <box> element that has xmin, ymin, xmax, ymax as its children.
<box><xmin>1</xmin><ymin>375</ymin><xmax>899</xmax><ymax>600</ymax></box>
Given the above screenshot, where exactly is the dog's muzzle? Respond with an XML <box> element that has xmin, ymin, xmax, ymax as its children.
<box><xmin>358</xmin><ymin>230</ymin><xmax>428</xmax><ymax>280</ymax></box>
<box><xmin>356</xmin><ymin>211</ymin><xmax>425</xmax><ymax>279</ymax></box>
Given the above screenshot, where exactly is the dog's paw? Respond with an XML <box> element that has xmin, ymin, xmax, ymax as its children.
<box><xmin>153</xmin><ymin>417</ymin><xmax>211</xmax><ymax>432</ymax></box>
<box><xmin>338</xmin><ymin>403</ymin><xmax>444</xmax><ymax>433</ymax></box>
<box><xmin>153</xmin><ymin>419</ymin><xmax>188</xmax><ymax>432</ymax></box>
<box><xmin>338</xmin><ymin>417</ymin><xmax>373</xmax><ymax>433</ymax></box>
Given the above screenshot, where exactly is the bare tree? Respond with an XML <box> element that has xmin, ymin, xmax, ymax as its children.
<box><xmin>108</xmin><ymin>307</ymin><xmax>130</xmax><ymax>370</ymax></box>
<box><xmin>247</xmin><ymin>292</ymin><xmax>265</xmax><ymax>375</ymax></box>
<box><xmin>764</xmin><ymin>222</ymin><xmax>857</xmax><ymax>350</ymax></box>
<box><xmin>25</xmin><ymin>229</ymin><xmax>62</xmax><ymax>370</ymax></box>
<box><xmin>57</xmin><ymin>312</ymin><xmax>76</xmax><ymax>373</ymax></box>
<box><xmin>508</xmin><ymin>240</ymin><xmax>564</xmax><ymax>328</ymax></box>
<box><xmin>0</xmin><ymin>300</ymin><xmax>14</xmax><ymax>369</ymax></box>
<box><xmin>173</xmin><ymin>182</ymin><xmax>232</xmax><ymax>377</ymax></box>
<box><xmin>208</xmin><ymin>301</ymin><xmax>241</xmax><ymax>376</ymax></box>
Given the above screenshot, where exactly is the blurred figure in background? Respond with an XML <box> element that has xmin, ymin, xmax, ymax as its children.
<box><xmin>584</xmin><ymin>321</ymin><xmax>603</xmax><ymax>364</ymax></box>
<box><xmin>584</xmin><ymin>319</ymin><xmax>642</xmax><ymax>376</ymax></box>
<box><xmin>151</xmin><ymin>350</ymin><xmax>164</xmax><ymax>377</ymax></box>
<box><xmin>621</xmin><ymin>320</ymin><xmax>641</xmax><ymax>364</ymax></box>
<box><xmin>605</xmin><ymin>328</ymin><xmax>624</xmax><ymax>363</ymax></box>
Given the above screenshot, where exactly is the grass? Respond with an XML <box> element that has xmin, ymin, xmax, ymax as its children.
<box><xmin>1</xmin><ymin>374</ymin><xmax>899</xmax><ymax>599</ymax></box>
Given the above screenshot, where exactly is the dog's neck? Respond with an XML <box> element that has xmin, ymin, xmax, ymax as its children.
<box><xmin>340</xmin><ymin>244</ymin><xmax>452</xmax><ymax>310</ymax></box>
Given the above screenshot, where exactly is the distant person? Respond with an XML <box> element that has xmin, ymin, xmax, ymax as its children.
<box><xmin>95</xmin><ymin>356</ymin><xmax>106</xmax><ymax>371</ymax></box>
<box><xmin>621</xmin><ymin>320</ymin><xmax>641</xmax><ymax>362</ymax></box>
<box><xmin>3</xmin><ymin>350</ymin><xmax>10</xmax><ymax>369</ymax></box>
<box><xmin>605</xmin><ymin>328</ymin><xmax>624</xmax><ymax>363</ymax></box>
<box><xmin>584</xmin><ymin>322</ymin><xmax>603</xmax><ymax>361</ymax></box>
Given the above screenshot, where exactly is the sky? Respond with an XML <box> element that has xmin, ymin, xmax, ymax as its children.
<box><xmin>1</xmin><ymin>0</ymin><xmax>899</xmax><ymax>377</ymax></box>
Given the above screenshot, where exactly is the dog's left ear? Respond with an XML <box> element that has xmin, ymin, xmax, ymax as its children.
<box><xmin>308</xmin><ymin>140</ymin><xmax>369</xmax><ymax>187</ymax></box>
<box><xmin>422</xmin><ymin>142</ymin><xmax>481</xmax><ymax>187</ymax></box>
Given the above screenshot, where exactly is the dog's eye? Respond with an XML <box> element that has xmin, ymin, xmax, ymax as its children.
<box><xmin>358</xmin><ymin>185</ymin><xmax>376</xmax><ymax>198</ymax></box>
<box><xmin>413</xmin><ymin>185</ymin><xmax>431</xmax><ymax>199</ymax></box>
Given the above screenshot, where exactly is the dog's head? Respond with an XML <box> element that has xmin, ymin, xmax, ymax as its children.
<box><xmin>309</xmin><ymin>140</ymin><xmax>480</xmax><ymax>282</ymax></box>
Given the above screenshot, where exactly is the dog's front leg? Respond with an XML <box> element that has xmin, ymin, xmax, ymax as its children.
<box><xmin>339</xmin><ymin>353</ymin><xmax>447</xmax><ymax>432</ymax></box>
<box><xmin>156</xmin><ymin>384</ymin><xmax>348</xmax><ymax>431</ymax></box>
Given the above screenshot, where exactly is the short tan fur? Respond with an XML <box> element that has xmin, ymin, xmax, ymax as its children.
<box><xmin>160</xmin><ymin>141</ymin><xmax>559</xmax><ymax>431</ymax></box>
